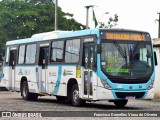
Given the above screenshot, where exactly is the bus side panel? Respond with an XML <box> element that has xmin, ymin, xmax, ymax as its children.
<box><xmin>37</xmin><ymin>66</ymin><xmax>42</xmax><ymax>93</ymax></box>
<box><xmin>92</xmin><ymin>71</ymin><xmax>98</xmax><ymax>100</ymax></box>
<box><xmin>16</xmin><ymin>66</ymin><xmax>39</xmax><ymax>93</ymax></box>
<box><xmin>48</xmin><ymin>65</ymin><xmax>80</xmax><ymax>96</ymax></box>
<box><xmin>57</xmin><ymin>66</ymin><xmax>78</xmax><ymax>96</ymax></box>
<box><xmin>15</xmin><ymin>81</ymin><xmax>20</xmax><ymax>91</ymax></box>
<box><xmin>48</xmin><ymin>66</ymin><xmax>58</xmax><ymax>95</ymax></box>
<box><xmin>56</xmin><ymin>84</ymin><xmax>67</xmax><ymax>96</ymax></box>
<box><xmin>28</xmin><ymin>66</ymin><xmax>39</xmax><ymax>93</ymax></box>
<box><xmin>1</xmin><ymin>66</ymin><xmax>11</xmax><ymax>90</ymax></box>
<box><xmin>48</xmin><ymin>83</ymin><xmax>55</xmax><ymax>95</ymax></box>
<box><xmin>80</xmin><ymin>67</ymin><xmax>84</xmax><ymax>99</ymax></box>
<box><xmin>15</xmin><ymin>66</ymin><xmax>21</xmax><ymax>92</ymax></box>
<box><xmin>97</xmin><ymin>77</ymin><xmax>115</xmax><ymax>100</ymax></box>
<box><xmin>143</xmin><ymin>88</ymin><xmax>154</xmax><ymax>99</ymax></box>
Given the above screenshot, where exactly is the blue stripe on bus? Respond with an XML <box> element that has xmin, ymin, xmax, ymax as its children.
<box><xmin>54</xmin><ymin>66</ymin><xmax>62</xmax><ymax>95</ymax></box>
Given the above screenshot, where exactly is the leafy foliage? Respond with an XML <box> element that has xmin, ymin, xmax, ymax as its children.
<box><xmin>99</xmin><ymin>14</ymin><xmax>119</xmax><ymax>28</ymax></box>
<box><xmin>0</xmin><ymin>0</ymin><xmax>86</xmax><ymax>54</ymax></box>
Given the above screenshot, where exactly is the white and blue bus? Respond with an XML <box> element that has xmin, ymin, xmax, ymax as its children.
<box><xmin>0</xmin><ymin>28</ymin><xmax>157</xmax><ymax>107</ymax></box>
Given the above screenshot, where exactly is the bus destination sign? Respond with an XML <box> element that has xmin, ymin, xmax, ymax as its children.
<box><xmin>106</xmin><ymin>33</ymin><xmax>145</xmax><ymax>41</ymax></box>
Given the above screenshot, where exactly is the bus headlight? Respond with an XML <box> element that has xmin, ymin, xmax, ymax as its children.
<box><xmin>147</xmin><ymin>80</ymin><xmax>154</xmax><ymax>90</ymax></box>
<box><xmin>100</xmin><ymin>79</ymin><xmax>112</xmax><ymax>90</ymax></box>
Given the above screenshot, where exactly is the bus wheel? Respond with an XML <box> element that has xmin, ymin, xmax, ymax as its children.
<box><xmin>113</xmin><ymin>100</ymin><xmax>128</xmax><ymax>108</ymax></box>
<box><xmin>71</xmin><ymin>84</ymin><xmax>86</xmax><ymax>107</ymax></box>
<box><xmin>21</xmin><ymin>81</ymin><xmax>38</xmax><ymax>101</ymax></box>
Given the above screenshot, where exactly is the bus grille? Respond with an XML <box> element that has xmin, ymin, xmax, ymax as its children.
<box><xmin>115</xmin><ymin>92</ymin><xmax>145</xmax><ymax>99</ymax></box>
<box><xmin>109</xmin><ymin>78</ymin><xmax>149</xmax><ymax>84</ymax></box>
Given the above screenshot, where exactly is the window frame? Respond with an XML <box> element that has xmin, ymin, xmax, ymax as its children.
<box><xmin>5</xmin><ymin>47</ymin><xmax>9</xmax><ymax>64</ymax></box>
<box><xmin>65</xmin><ymin>38</ymin><xmax>81</xmax><ymax>63</ymax></box>
<box><xmin>25</xmin><ymin>44</ymin><xmax>37</xmax><ymax>64</ymax></box>
<box><xmin>50</xmin><ymin>40</ymin><xmax>65</xmax><ymax>63</ymax></box>
<box><xmin>18</xmin><ymin>45</ymin><xmax>26</xmax><ymax>64</ymax></box>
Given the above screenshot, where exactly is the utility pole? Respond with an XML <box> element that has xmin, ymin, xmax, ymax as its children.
<box><xmin>157</xmin><ymin>12</ymin><xmax>160</xmax><ymax>38</ymax></box>
<box><xmin>54</xmin><ymin>0</ymin><xmax>58</xmax><ymax>31</ymax></box>
<box><xmin>85</xmin><ymin>5</ymin><xmax>94</xmax><ymax>29</ymax></box>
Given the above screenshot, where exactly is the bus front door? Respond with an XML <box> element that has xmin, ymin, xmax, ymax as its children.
<box><xmin>39</xmin><ymin>47</ymin><xmax>49</xmax><ymax>93</ymax></box>
<box><xmin>9</xmin><ymin>50</ymin><xmax>17</xmax><ymax>91</ymax></box>
<box><xmin>83</xmin><ymin>43</ymin><xmax>94</xmax><ymax>99</ymax></box>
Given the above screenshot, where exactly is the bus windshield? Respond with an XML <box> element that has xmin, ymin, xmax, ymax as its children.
<box><xmin>101</xmin><ymin>41</ymin><xmax>153</xmax><ymax>78</ymax></box>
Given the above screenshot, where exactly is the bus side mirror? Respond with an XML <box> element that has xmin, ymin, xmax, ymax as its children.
<box><xmin>154</xmin><ymin>51</ymin><xmax>158</xmax><ymax>66</ymax></box>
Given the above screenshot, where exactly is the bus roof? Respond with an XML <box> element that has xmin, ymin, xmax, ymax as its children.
<box><xmin>6</xmin><ymin>29</ymin><xmax>100</xmax><ymax>46</ymax></box>
<box><xmin>6</xmin><ymin>28</ymin><xmax>149</xmax><ymax>46</ymax></box>
<box><xmin>31</xmin><ymin>30</ymin><xmax>69</xmax><ymax>38</ymax></box>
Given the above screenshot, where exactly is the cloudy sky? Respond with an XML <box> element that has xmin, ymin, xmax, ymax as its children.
<box><xmin>58</xmin><ymin>0</ymin><xmax>160</xmax><ymax>38</ymax></box>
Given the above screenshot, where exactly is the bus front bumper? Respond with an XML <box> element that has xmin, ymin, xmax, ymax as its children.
<box><xmin>97</xmin><ymin>86</ymin><xmax>154</xmax><ymax>100</ymax></box>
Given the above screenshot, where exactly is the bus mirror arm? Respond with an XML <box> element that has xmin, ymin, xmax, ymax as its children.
<box><xmin>154</xmin><ymin>51</ymin><xmax>158</xmax><ymax>66</ymax></box>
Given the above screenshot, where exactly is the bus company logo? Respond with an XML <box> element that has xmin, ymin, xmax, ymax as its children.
<box><xmin>18</xmin><ymin>69</ymin><xmax>23</xmax><ymax>75</ymax></box>
<box><xmin>25</xmin><ymin>70</ymin><xmax>30</xmax><ymax>75</ymax></box>
<box><xmin>49</xmin><ymin>72</ymin><xmax>56</xmax><ymax>77</ymax></box>
<box><xmin>63</xmin><ymin>69</ymin><xmax>73</xmax><ymax>76</ymax></box>
<box><xmin>63</xmin><ymin>70</ymin><xmax>67</xmax><ymax>76</ymax></box>
<box><xmin>129</xmin><ymin>86</ymin><xmax>132</xmax><ymax>89</ymax></box>
<box><xmin>139</xmin><ymin>85</ymin><xmax>142</xmax><ymax>89</ymax></box>
<box><xmin>117</xmin><ymin>85</ymin><xmax>122</xmax><ymax>89</ymax></box>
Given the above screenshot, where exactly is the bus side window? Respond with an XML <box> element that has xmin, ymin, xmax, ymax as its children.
<box><xmin>18</xmin><ymin>45</ymin><xmax>25</xmax><ymax>64</ymax></box>
<box><xmin>39</xmin><ymin>48</ymin><xmax>44</xmax><ymax>65</ymax></box>
<box><xmin>9</xmin><ymin>50</ymin><xmax>17</xmax><ymax>66</ymax></box>
<box><xmin>9</xmin><ymin>51</ymin><xmax>14</xmax><ymax>66</ymax></box>
<box><xmin>65</xmin><ymin>39</ymin><xmax>80</xmax><ymax>63</ymax></box>
<box><xmin>39</xmin><ymin>47</ymin><xmax>49</xmax><ymax>65</ymax></box>
<box><xmin>51</xmin><ymin>41</ymin><xmax>64</xmax><ymax>63</ymax></box>
<box><xmin>25</xmin><ymin>44</ymin><xmax>36</xmax><ymax>64</ymax></box>
<box><xmin>5</xmin><ymin>47</ymin><xmax>9</xmax><ymax>65</ymax></box>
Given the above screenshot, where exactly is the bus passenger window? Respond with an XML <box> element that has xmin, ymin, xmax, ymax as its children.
<box><xmin>65</xmin><ymin>39</ymin><xmax>80</xmax><ymax>63</ymax></box>
<box><xmin>25</xmin><ymin>44</ymin><xmax>36</xmax><ymax>64</ymax></box>
<box><xmin>5</xmin><ymin>47</ymin><xmax>9</xmax><ymax>64</ymax></box>
<box><xmin>18</xmin><ymin>45</ymin><xmax>25</xmax><ymax>64</ymax></box>
<box><xmin>51</xmin><ymin>41</ymin><xmax>64</xmax><ymax>63</ymax></box>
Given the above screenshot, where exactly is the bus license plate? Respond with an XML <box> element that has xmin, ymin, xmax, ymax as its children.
<box><xmin>126</xmin><ymin>96</ymin><xmax>135</xmax><ymax>100</ymax></box>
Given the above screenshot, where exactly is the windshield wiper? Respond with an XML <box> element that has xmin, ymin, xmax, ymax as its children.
<box><xmin>113</xmin><ymin>41</ymin><xmax>125</xmax><ymax>58</ymax></box>
<box><xmin>133</xmin><ymin>42</ymin><xmax>140</xmax><ymax>57</ymax></box>
<box><xmin>113</xmin><ymin>41</ymin><xmax>128</xmax><ymax>66</ymax></box>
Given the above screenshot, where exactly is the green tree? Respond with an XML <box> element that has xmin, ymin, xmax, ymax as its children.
<box><xmin>99</xmin><ymin>14</ymin><xmax>118</xmax><ymax>28</ymax></box>
<box><xmin>0</xmin><ymin>0</ymin><xmax>86</xmax><ymax>54</ymax></box>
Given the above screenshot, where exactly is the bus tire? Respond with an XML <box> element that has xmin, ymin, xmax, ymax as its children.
<box><xmin>21</xmin><ymin>81</ymin><xmax>38</xmax><ymax>101</ymax></box>
<box><xmin>113</xmin><ymin>100</ymin><xmax>128</xmax><ymax>108</ymax></box>
<box><xmin>71</xmin><ymin>84</ymin><xmax>86</xmax><ymax>107</ymax></box>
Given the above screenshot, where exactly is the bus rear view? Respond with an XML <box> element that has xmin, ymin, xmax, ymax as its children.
<box><xmin>98</xmin><ymin>29</ymin><xmax>155</xmax><ymax>107</ymax></box>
